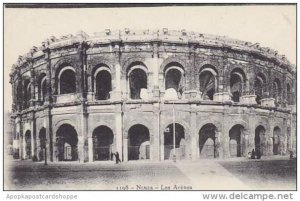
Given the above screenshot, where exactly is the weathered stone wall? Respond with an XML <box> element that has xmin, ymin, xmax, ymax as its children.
<box><xmin>10</xmin><ymin>29</ymin><xmax>296</xmax><ymax>162</ymax></box>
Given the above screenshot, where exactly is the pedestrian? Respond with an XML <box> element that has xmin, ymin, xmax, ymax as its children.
<box><xmin>251</xmin><ymin>149</ymin><xmax>255</xmax><ymax>159</ymax></box>
<box><xmin>115</xmin><ymin>152</ymin><xmax>121</xmax><ymax>164</ymax></box>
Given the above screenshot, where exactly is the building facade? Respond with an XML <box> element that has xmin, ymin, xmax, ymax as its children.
<box><xmin>9</xmin><ymin>29</ymin><xmax>296</xmax><ymax>162</ymax></box>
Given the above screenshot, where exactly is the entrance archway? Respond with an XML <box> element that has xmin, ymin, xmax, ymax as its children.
<box><xmin>273</xmin><ymin>127</ymin><xmax>281</xmax><ymax>155</ymax></box>
<box><xmin>229</xmin><ymin>125</ymin><xmax>244</xmax><ymax>157</ymax></box>
<box><xmin>56</xmin><ymin>124</ymin><xmax>78</xmax><ymax>161</ymax></box>
<box><xmin>199</xmin><ymin>124</ymin><xmax>218</xmax><ymax>158</ymax></box>
<box><xmin>128</xmin><ymin>124</ymin><xmax>150</xmax><ymax>160</ymax></box>
<box><xmin>92</xmin><ymin>126</ymin><xmax>114</xmax><ymax>161</ymax></box>
<box><xmin>25</xmin><ymin>130</ymin><xmax>32</xmax><ymax>159</ymax></box>
<box><xmin>255</xmin><ymin>125</ymin><xmax>265</xmax><ymax>155</ymax></box>
<box><xmin>39</xmin><ymin>128</ymin><xmax>46</xmax><ymax>161</ymax></box>
<box><xmin>164</xmin><ymin>123</ymin><xmax>185</xmax><ymax>160</ymax></box>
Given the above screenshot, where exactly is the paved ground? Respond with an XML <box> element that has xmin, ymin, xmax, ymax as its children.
<box><xmin>4</xmin><ymin>156</ymin><xmax>296</xmax><ymax>190</ymax></box>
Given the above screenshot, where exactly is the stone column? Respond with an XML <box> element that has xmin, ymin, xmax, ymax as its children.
<box><xmin>30</xmin><ymin>121</ymin><xmax>35</xmax><ymax>158</ymax></box>
<box><xmin>242</xmin><ymin>129</ymin><xmax>249</xmax><ymax>157</ymax></box>
<box><xmin>248</xmin><ymin>111</ymin><xmax>256</xmax><ymax>153</ymax></box>
<box><xmin>22</xmin><ymin>133</ymin><xmax>26</xmax><ymax>159</ymax></box>
<box><xmin>88</xmin><ymin>137</ymin><xmax>93</xmax><ymax>162</ymax></box>
<box><xmin>115</xmin><ymin>106</ymin><xmax>123</xmax><ymax>160</ymax></box>
<box><xmin>151</xmin><ymin>103</ymin><xmax>160</xmax><ymax>161</ymax></box>
<box><xmin>123</xmin><ymin>138</ymin><xmax>128</xmax><ymax>162</ymax></box>
<box><xmin>111</xmin><ymin>63</ymin><xmax>122</xmax><ymax>100</ymax></box>
<box><xmin>190</xmin><ymin>106</ymin><xmax>197</xmax><ymax>160</ymax></box>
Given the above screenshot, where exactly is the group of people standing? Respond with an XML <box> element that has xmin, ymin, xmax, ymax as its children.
<box><xmin>248</xmin><ymin>149</ymin><xmax>261</xmax><ymax>159</ymax></box>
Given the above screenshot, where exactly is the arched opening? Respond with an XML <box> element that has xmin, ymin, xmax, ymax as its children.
<box><xmin>229</xmin><ymin>125</ymin><xmax>244</xmax><ymax>157</ymax></box>
<box><xmin>199</xmin><ymin>124</ymin><xmax>218</xmax><ymax>158</ymax></box>
<box><xmin>199</xmin><ymin>66</ymin><xmax>217</xmax><ymax>100</ymax></box>
<box><xmin>273</xmin><ymin>126</ymin><xmax>281</xmax><ymax>155</ymax></box>
<box><xmin>128</xmin><ymin>124</ymin><xmax>150</xmax><ymax>160</ymax></box>
<box><xmin>39</xmin><ymin>128</ymin><xmax>46</xmax><ymax>161</ymax></box>
<box><xmin>58</xmin><ymin>67</ymin><xmax>76</xmax><ymax>94</ymax></box>
<box><xmin>128</xmin><ymin>68</ymin><xmax>148</xmax><ymax>100</ymax></box>
<box><xmin>23</xmin><ymin>79</ymin><xmax>31</xmax><ymax>109</ymax></box>
<box><xmin>92</xmin><ymin>126</ymin><xmax>114</xmax><ymax>161</ymax></box>
<box><xmin>230</xmin><ymin>69</ymin><xmax>246</xmax><ymax>102</ymax></box>
<box><xmin>255</xmin><ymin>125</ymin><xmax>265</xmax><ymax>155</ymax></box>
<box><xmin>164</xmin><ymin>123</ymin><xmax>185</xmax><ymax>160</ymax></box>
<box><xmin>25</xmin><ymin>130</ymin><xmax>32</xmax><ymax>159</ymax></box>
<box><xmin>38</xmin><ymin>74</ymin><xmax>47</xmax><ymax>104</ymax></box>
<box><xmin>287</xmin><ymin>83</ymin><xmax>292</xmax><ymax>105</ymax></box>
<box><xmin>56</xmin><ymin>124</ymin><xmax>78</xmax><ymax>161</ymax></box>
<box><xmin>273</xmin><ymin>79</ymin><xmax>281</xmax><ymax>106</ymax></box>
<box><xmin>254</xmin><ymin>73</ymin><xmax>266</xmax><ymax>104</ymax></box>
<box><xmin>16</xmin><ymin>81</ymin><xmax>23</xmax><ymax>110</ymax></box>
<box><xmin>165</xmin><ymin>63</ymin><xmax>184</xmax><ymax>98</ymax></box>
<box><xmin>95</xmin><ymin>70</ymin><xmax>112</xmax><ymax>100</ymax></box>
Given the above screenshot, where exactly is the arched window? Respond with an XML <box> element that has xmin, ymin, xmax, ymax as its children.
<box><xmin>273</xmin><ymin>78</ymin><xmax>281</xmax><ymax>105</ymax></box>
<box><xmin>38</xmin><ymin>74</ymin><xmax>47</xmax><ymax>103</ymax></box>
<box><xmin>254</xmin><ymin>73</ymin><xmax>266</xmax><ymax>104</ymax></box>
<box><xmin>199</xmin><ymin>65</ymin><xmax>217</xmax><ymax>100</ymax></box>
<box><xmin>16</xmin><ymin>81</ymin><xmax>22</xmax><ymax>110</ymax></box>
<box><xmin>58</xmin><ymin>67</ymin><xmax>76</xmax><ymax>94</ymax></box>
<box><xmin>23</xmin><ymin>79</ymin><xmax>31</xmax><ymax>109</ymax></box>
<box><xmin>94</xmin><ymin>67</ymin><xmax>112</xmax><ymax>100</ymax></box>
<box><xmin>128</xmin><ymin>64</ymin><xmax>148</xmax><ymax>100</ymax></box>
<box><xmin>230</xmin><ymin>68</ymin><xmax>246</xmax><ymax>102</ymax></box>
<box><xmin>287</xmin><ymin>83</ymin><xmax>292</xmax><ymax>105</ymax></box>
<box><xmin>164</xmin><ymin>63</ymin><xmax>184</xmax><ymax>99</ymax></box>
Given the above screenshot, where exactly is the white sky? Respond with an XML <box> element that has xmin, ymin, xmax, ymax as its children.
<box><xmin>3</xmin><ymin>5</ymin><xmax>296</xmax><ymax>112</ymax></box>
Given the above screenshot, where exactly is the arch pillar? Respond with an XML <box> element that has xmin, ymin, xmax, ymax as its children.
<box><xmin>190</xmin><ymin>108</ymin><xmax>198</xmax><ymax>160</ymax></box>
<box><xmin>123</xmin><ymin>135</ymin><xmax>128</xmax><ymax>162</ymax></box>
<box><xmin>88</xmin><ymin>137</ymin><xmax>93</xmax><ymax>162</ymax></box>
<box><xmin>115</xmin><ymin>108</ymin><xmax>123</xmax><ymax>160</ymax></box>
<box><xmin>111</xmin><ymin>63</ymin><xmax>122</xmax><ymax>100</ymax></box>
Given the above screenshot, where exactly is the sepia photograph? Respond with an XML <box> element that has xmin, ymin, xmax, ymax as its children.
<box><xmin>3</xmin><ymin>3</ymin><xmax>297</xmax><ymax>192</ymax></box>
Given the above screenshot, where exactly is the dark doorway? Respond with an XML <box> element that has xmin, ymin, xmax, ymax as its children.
<box><xmin>273</xmin><ymin>127</ymin><xmax>281</xmax><ymax>155</ymax></box>
<box><xmin>199</xmin><ymin>124</ymin><xmax>218</xmax><ymax>158</ymax></box>
<box><xmin>56</xmin><ymin>124</ymin><xmax>78</xmax><ymax>161</ymax></box>
<box><xmin>25</xmin><ymin>130</ymin><xmax>32</xmax><ymax>159</ymax></box>
<box><xmin>229</xmin><ymin>125</ymin><xmax>244</xmax><ymax>157</ymax></box>
<box><xmin>39</xmin><ymin>128</ymin><xmax>46</xmax><ymax>161</ymax></box>
<box><xmin>255</xmin><ymin>126</ymin><xmax>265</xmax><ymax>155</ymax></box>
<box><xmin>164</xmin><ymin>123</ymin><xmax>185</xmax><ymax>160</ymax></box>
<box><xmin>93</xmin><ymin>126</ymin><xmax>114</xmax><ymax>161</ymax></box>
<box><xmin>128</xmin><ymin>124</ymin><xmax>150</xmax><ymax>160</ymax></box>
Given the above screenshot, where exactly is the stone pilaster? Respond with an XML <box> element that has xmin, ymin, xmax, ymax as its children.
<box><xmin>88</xmin><ymin>137</ymin><xmax>93</xmax><ymax>162</ymax></box>
<box><xmin>190</xmin><ymin>104</ymin><xmax>197</xmax><ymax>160</ymax></box>
<box><xmin>115</xmin><ymin>105</ymin><xmax>123</xmax><ymax>160</ymax></box>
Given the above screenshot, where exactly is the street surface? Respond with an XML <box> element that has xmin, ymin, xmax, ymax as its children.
<box><xmin>4</xmin><ymin>156</ymin><xmax>296</xmax><ymax>190</ymax></box>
